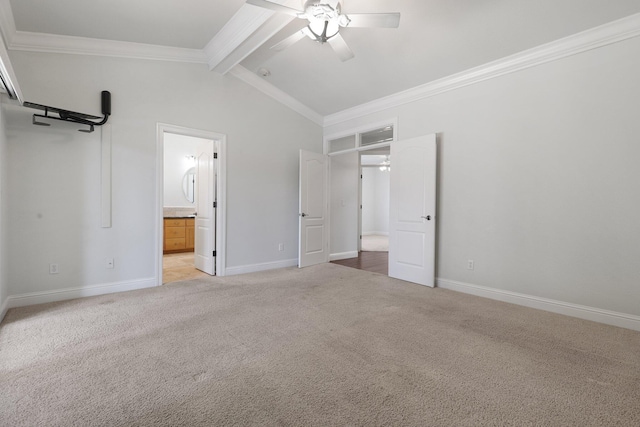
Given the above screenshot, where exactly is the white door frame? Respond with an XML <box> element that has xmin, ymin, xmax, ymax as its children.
<box><xmin>156</xmin><ymin>123</ymin><xmax>227</xmax><ymax>284</ymax></box>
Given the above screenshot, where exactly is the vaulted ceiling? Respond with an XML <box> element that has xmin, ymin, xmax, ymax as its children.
<box><xmin>3</xmin><ymin>0</ymin><xmax>640</xmax><ymax>119</ymax></box>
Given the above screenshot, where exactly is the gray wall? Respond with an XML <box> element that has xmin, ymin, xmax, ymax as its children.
<box><xmin>0</xmin><ymin>98</ymin><xmax>8</xmax><ymax>317</ymax></box>
<box><xmin>5</xmin><ymin>51</ymin><xmax>322</xmax><ymax>298</ymax></box>
<box><xmin>329</xmin><ymin>151</ymin><xmax>358</xmax><ymax>257</ymax></box>
<box><xmin>325</xmin><ymin>36</ymin><xmax>640</xmax><ymax>317</ymax></box>
<box><xmin>362</xmin><ymin>167</ymin><xmax>389</xmax><ymax>235</ymax></box>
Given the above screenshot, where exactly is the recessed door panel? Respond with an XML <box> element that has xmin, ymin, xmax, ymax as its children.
<box><xmin>299</xmin><ymin>150</ymin><xmax>328</xmax><ymax>267</ymax></box>
<box><xmin>396</xmin><ymin>231</ymin><xmax>425</xmax><ymax>267</ymax></box>
<box><xmin>389</xmin><ymin>134</ymin><xmax>437</xmax><ymax>287</ymax></box>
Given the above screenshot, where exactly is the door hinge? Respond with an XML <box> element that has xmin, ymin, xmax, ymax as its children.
<box><xmin>212</xmin><ymin>250</ymin><xmax>216</xmax><ymax>257</ymax></box>
<box><xmin>360</xmin><ymin>235</ymin><xmax>362</xmax><ymax>239</ymax></box>
<box><xmin>213</xmin><ymin>201</ymin><xmax>217</xmax><ymax>208</ymax></box>
<box><xmin>213</xmin><ymin>152</ymin><xmax>218</xmax><ymax>159</ymax></box>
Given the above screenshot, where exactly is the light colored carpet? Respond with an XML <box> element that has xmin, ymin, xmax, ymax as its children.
<box><xmin>1</xmin><ymin>263</ymin><xmax>639</xmax><ymax>426</ymax></box>
<box><xmin>361</xmin><ymin>234</ymin><xmax>388</xmax><ymax>252</ymax></box>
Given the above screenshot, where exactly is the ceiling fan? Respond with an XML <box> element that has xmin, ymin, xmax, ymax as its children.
<box><xmin>246</xmin><ymin>0</ymin><xmax>400</xmax><ymax>61</ymax></box>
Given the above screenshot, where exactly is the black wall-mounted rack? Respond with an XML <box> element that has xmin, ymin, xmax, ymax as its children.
<box><xmin>24</xmin><ymin>91</ymin><xmax>111</xmax><ymax>133</ymax></box>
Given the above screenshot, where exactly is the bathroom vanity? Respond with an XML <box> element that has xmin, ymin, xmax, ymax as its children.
<box><xmin>163</xmin><ymin>217</ymin><xmax>195</xmax><ymax>253</ymax></box>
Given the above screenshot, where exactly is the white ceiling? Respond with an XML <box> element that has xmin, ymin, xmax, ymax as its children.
<box><xmin>5</xmin><ymin>0</ymin><xmax>640</xmax><ymax>117</ymax></box>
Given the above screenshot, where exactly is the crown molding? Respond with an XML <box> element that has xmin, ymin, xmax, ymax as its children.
<box><xmin>8</xmin><ymin>30</ymin><xmax>208</xmax><ymax>63</ymax></box>
<box><xmin>0</xmin><ymin>0</ymin><xmax>205</xmax><ymax>63</ymax></box>
<box><xmin>229</xmin><ymin>65</ymin><xmax>323</xmax><ymax>126</ymax></box>
<box><xmin>324</xmin><ymin>12</ymin><xmax>640</xmax><ymax>127</ymax></box>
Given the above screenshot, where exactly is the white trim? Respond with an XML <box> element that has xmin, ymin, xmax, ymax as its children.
<box><xmin>437</xmin><ymin>278</ymin><xmax>640</xmax><ymax>332</ymax></box>
<box><xmin>0</xmin><ymin>297</ymin><xmax>8</xmax><ymax>323</ymax></box>
<box><xmin>0</xmin><ymin>25</ymin><xmax>23</xmax><ymax>102</ymax></box>
<box><xmin>0</xmin><ymin>0</ymin><xmax>16</xmax><ymax>48</ymax></box>
<box><xmin>329</xmin><ymin>251</ymin><xmax>358</xmax><ymax>261</ymax></box>
<box><xmin>225</xmin><ymin>258</ymin><xmax>298</xmax><ymax>276</ymax></box>
<box><xmin>100</xmin><ymin>124</ymin><xmax>112</xmax><ymax>228</ymax></box>
<box><xmin>324</xmin><ymin>13</ymin><xmax>640</xmax><ymax>127</ymax></box>
<box><xmin>229</xmin><ymin>65</ymin><xmax>324</xmax><ymax>126</ymax></box>
<box><xmin>156</xmin><ymin>123</ymin><xmax>228</xmax><ymax>283</ymax></box>
<box><xmin>324</xmin><ymin>117</ymin><xmax>398</xmax><ymax>154</ymax></box>
<box><xmin>5</xmin><ymin>278</ymin><xmax>156</xmax><ymax>310</ymax></box>
<box><xmin>9</xmin><ymin>31</ymin><xmax>207</xmax><ymax>64</ymax></box>
<box><xmin>213</xmin><ymin>14</ymin><xmax>294</xmax><ymax>75</ymax></box>
<box><xmin>204</xmin><ymin>4</ymin><xmax>276</xmax><ymax>71</ymax></box>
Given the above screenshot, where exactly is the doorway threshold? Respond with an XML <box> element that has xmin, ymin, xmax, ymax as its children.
<box><xmin>331</xmin><ymin>251</ymin><xmax>388</xmax><ymax>276</ymax></box>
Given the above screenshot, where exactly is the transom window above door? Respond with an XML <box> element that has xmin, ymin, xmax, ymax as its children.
<box><xmin>327</xmin><ymin>123</ymin><xmax>395</xmax><ymax>154</ymax></box>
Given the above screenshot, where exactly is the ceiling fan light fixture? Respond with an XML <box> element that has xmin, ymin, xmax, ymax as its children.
<box><xmin>308</xmin><ymin>18</ymin><xmax>340</xmax><ymax>42</ymax></box>
<box><xmin>248</xmin><ymin>0</ymin><xmax>400</xmax><ymax>61</ymax></box>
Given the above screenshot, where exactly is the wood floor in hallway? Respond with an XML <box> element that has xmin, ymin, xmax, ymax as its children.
<box><xmin>331</xmin><ymin>251</ymin><xmax>388</xmax><ymax>276</ymax></box>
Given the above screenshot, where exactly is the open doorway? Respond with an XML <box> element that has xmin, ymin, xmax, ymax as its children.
<box><xmin>332</xmin><ymin>148</ymin><xmax>390</xmax><ymax>275</ymax></box>
<box><xmin>327</xmin><ymin>127</ymin><xmax>437</xmax><ymax>286</ymax></box>
<box><xmin>329</xmin><ymin>124</ymin><xmax>393</xmax><ymax>275</ymax></box>
<box><xmin>156</xmin><ymin>124</ymin><xmax>227</xmax><ymax>285</ymax></box>
<box><xmin>360</xmin><ymin>150</ymin><xmax>390</xmax><ymax>252</ymax></box>
<box><xmin>162</xmin><ymin>133</ymin><xmax>212</xmax><ymax>283</ymax></box>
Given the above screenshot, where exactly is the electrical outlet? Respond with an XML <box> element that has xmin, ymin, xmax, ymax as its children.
<box><xmin>49</xmin><ymin>263</ymin><xmax>59</xmax><ymax>274</ymax></box>
<box><xmin>106</xmin><ymin>258</ymin><xmax>114</xmax><ymax>269</ymax></box>
<box><xmin>278</xmin><ymin>243</ymin><xmax>284</xmax><ymax>252</ymax></box>
<box><xmin>467</xmin><ymin>260</ymin><xmax>474</xmax><ymax>270</ymax></box>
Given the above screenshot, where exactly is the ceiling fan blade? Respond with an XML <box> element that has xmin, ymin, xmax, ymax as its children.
<box><xmin>328</xmin><ymin>33</ymin><xmax>355</xmax><ymax>62</ymax></box>
<box><xmin>271</xmin><ymin>28</ymin><xmax>308</xmax><ymax>51</ymax></box>
<box><xmin>345</xmin><ymin>13</ymin><xmax>401</xmax><ymax>28</ymax></box>
<box><xmin>246</xmin><ymin>0</ymin><xmax>303</xmax><ymax>17</ymax></box>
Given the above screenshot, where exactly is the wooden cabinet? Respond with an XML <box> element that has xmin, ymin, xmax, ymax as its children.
<box><xmin>164</xmin><ymin>218</ymin><xmax>195</xmax><ymax>253</ymax></box>
<box><xmin>185</xmin><ymin>219</ymin><xmax>194</xmax><ymax>250</ymax></box>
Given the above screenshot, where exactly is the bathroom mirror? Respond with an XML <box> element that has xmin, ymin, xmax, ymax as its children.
<box><xmin>182</xmin><ymin>167</ymin><xmax>195</xmax><ymax>203</ymax></box>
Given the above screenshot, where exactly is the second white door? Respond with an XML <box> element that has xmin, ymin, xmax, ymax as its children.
<box><xmin>389</xmin><ymin>134</ymin><xmax>437</xmax><ymax>287</ymax></box>
<box><xmin>299</xmin><ymin>150</ymin><xmax>328</xmax><ymax>268</ymax></box>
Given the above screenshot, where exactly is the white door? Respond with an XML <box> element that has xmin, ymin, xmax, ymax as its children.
<box><xmin>389</xmin><ymin>134</ymin><xmax>437</xmax><ymax>286</ymax></box>
<box><xmin>299</xmin><ymin>150</ymin><xmax>328</xmax><ymax>268</ymax></box>
<box><xmin>195</xmin><ymin>144</ymin><xmax>216</xmax><ymax>275</ymax></box>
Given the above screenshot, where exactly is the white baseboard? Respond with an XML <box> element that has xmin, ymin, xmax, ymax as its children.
<box><xmin>225</xmin><ymin>258</ymin><xmax>298</xmax><ymax>276</ymax></box>
<box><xmin>437</xmin><ymin>278</ymin><xmax>640</xmax><ymax>331</ymax></box>
<box><xmin>5</xmin><ymin>278</ymin><xmax>158</xmax><ymax>311</ymax></box>
<box><xmin>362</xmin><ymin>231</ymin><xmax>389</xmax><ymax>236</ymax></box>
<box><xmin>330</xmin><ymin>251</ymin><xmax>358</xmax><ymax>261</ymax></box>
<box><xmin>0</xmin><ymin>297</ymin><xmax>8</xmax><ymax>324</ymax></box>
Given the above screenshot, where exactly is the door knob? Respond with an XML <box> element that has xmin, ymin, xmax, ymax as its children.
<box><xmin>300</xmin><ymin>213</ymin><xmax>307</xmax><ymax>217</ymax></box>
<box><xmin>421</xmin><ymin>215</ymin><xmax>431</xmax><ymax>220</ymax></box>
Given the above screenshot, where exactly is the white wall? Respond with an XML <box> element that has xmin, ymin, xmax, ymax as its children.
<box><xmin>163</xmin><ymin>133</ymin><xmax>209</xmax><ymax>208</ymax></box>
<box><xmin>0</xmin><ymin>97</ymin><xmax>8</xmax><ymax>319</ymax></box>
<box><xmin>361</xmin><ymin>168</ymin><xmax>375</xmax><ymax>234</ymax></box>
<box><xmin>329</xmin><ymin>152</ymin><xmax>358</xmax><ymax>258</ymax></box>
<box><xmin>325</xmin><ymin>36</ymin><xmax>640</xmax><ymax>319</ymax></box>
<box><xmin>361</xmin><ymin>167</ymin><xmax>389</xmax><ymax>235</ymax></box>
<box><xmin>5</xmin><ymin>51</ymin><xmax>321</xmax><ymax>302</ymax></box>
